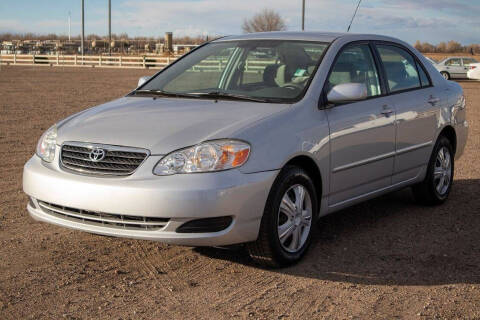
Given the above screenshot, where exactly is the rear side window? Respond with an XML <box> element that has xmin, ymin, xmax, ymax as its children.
<box><xmin>326</xmin><ymin>44</ymin><xmax>381</xmax><ymax>97</ymax></box>
<box><xmin>463</xmin><ymin>58</ymin><xmax>478</xmax><ymax>66</ymax></box>
<box><xmin>416</xmin><ymin>61</ymin><xmax>431</xmax><ymax>87</ymax></box>
<box><xmin>376</xmin><ymin>45</ymin><xmax>421</xmax><ymax>93</ymax></box>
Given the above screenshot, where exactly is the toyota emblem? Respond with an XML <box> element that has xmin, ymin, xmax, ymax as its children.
<box><xmin>89</xmin><ymin>148</ymin><xmax>106</xmax><ymax>162</ymax></box>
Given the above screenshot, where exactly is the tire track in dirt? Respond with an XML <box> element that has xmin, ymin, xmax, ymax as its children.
<box><xmin>127</xmin><ymin>242</ymin><xmax>185</xmax><ymax>312</ymax></box>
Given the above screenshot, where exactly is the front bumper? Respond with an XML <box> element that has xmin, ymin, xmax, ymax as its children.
<box><xmin>23</xmin><ymin>155</ymin><xmax>278</xmax><ymax>246</ymax></box>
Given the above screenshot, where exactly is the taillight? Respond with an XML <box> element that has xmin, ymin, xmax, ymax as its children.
<box><xmin>470</xmin><ymin>66</ymin><xmax>477</xmax><ymax>70</ymax></box>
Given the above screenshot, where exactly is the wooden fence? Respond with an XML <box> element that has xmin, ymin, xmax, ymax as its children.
<box><xmin>0</xmin><ymin>54</ymin><xmax>182</xmax><ymax>69</ymax></box>
<box><xmin>0</xmin><ymin>53</ymin><xmax>277</xmax><ymax>73</ymax></box>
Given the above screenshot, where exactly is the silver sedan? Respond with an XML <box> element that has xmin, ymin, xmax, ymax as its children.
<box><xmin>23</xmin><ymin>32</ymin><xmax>468</xmax><ymax>267</ymax></box>
<box><xmin>435</xmin><ymin>56</ymin><xmax>478</xmax><ymax>79</ymax></box>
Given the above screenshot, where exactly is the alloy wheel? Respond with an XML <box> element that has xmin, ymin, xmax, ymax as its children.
<box><xmin>434</xmin><ymin>147</ymin><xmax>452</xmax><ymax>195</ymax></box>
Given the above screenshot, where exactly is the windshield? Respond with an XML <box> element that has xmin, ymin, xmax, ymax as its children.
<box><xmin>139</xmin><ymin>40</ymin><xmax>328</xmax><ymax>102</ymax></box>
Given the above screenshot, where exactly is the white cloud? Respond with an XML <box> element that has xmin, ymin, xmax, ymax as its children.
<box><xmin>1</xmin><ymin>0</ymin><xmax>478</xmax><ymax>44</ymax></box>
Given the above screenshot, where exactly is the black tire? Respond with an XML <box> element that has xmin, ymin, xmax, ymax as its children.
<box><xmin>441</xmin><ymin>71</ymin><xmax>450</xmax><ymax>80</ymax></box>
<box><xmin>247</xmin><ymin>165</ymin><xmax>318</xmax><ymax>268</ymax></box>
<box><xmin>412</xmin><ymin>135</ymin><xmax>454</xmax><ymax>205</ymax></box>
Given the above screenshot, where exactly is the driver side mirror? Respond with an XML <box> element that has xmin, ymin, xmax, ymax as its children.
<box><xmin>327</xmin><ymin>83</ymin><xmax>367</xmax><ymax>104</ymax></box>
<box><xmin>137</xmin><ymin>76</ymin><xmax>151</xmax><ymax>88</ymax></box>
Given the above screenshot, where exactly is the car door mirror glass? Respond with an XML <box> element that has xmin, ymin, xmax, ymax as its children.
<box><xmin>137</xmin><ymin>76</ymin><xmax>151</xmax><ymax>87</ymax></box>
<box><xmin>327</xmin><ymin>83</ymin><xmax>368</xmax><ymax>104</ymax></box>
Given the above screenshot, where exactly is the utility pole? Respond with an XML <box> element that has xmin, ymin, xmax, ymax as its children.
<box><xmin>108</xmin><ymin>0</ymin><xmax>111</xmax><ymax>56</ymax></box>
<box><xmin>68</xmin><ymin>11</ymin><xmax>71</xmax><ymax>41</ymax></box>
<box><xmin>81</xmin><ymin>0</ymin><xmax>85</xmax><ymax>56</ymax></box>
<box><xmin>301</xmin><ymin>0</ymin><xmax>305</xmax><ymax>31</ymax></box>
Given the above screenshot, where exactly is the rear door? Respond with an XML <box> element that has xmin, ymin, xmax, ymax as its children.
<box><xmin>374</xmin><ymin>43</ymin><xmax>439</xmax><ymax>184</ymax></box>
<box><xmin>325</xmin><ymin>43</ymin><xmax>396</xmax><ymax>206</ymax></box>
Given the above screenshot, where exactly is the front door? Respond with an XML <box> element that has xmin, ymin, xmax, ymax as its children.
<box><xmin>325</xmin><ymin>43</ymin><xmax>396</xmax><ymax>207</ymax></box>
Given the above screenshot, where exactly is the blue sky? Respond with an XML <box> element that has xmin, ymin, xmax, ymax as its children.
<box><xmin>0</xmin><ymin>0</ymin><xmax>478</xmax><ymax>44</ymax></box>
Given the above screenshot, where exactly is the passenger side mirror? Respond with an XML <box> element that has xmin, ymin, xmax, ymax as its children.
<box><xmin>137</xmin><ymin>76</ymin><xmax>151</xmax><ymax>88</ymax></box>
<box><xmin>327</xmin><ymin>83</ymin><xmax>368</xmax><ymax>104</ymax></box>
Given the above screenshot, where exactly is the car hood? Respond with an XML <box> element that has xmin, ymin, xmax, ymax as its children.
<box><xmin>57</xmin><ymin>96</ymin><xmax>290</xmax><ymax>154</ymax></box>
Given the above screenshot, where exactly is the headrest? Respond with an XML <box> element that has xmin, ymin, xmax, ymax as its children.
<box><xmin>263</xmin><ymin>64</ymin><xmax>280</xmax><ymax>86</ymax></box>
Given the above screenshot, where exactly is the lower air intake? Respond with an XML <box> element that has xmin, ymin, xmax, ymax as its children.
<box><xmin>176</xmin><ymin>216</ymin><xmax>233</xmax><ymax>233</ymax></box>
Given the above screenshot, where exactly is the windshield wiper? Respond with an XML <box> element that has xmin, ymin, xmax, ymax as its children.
<box><xmin>187</xmin><ymin>91</ymin><xmax>271</xmax><ymax>103</ymax></box>
<box><xmin>133</xmin><ymin>89</ymin><xmax>272</xmax><ymax>103</ymax></box>
<box><xmin>131</xmin><ymin>89</ymin><xmax>196</xmax><ymax>99</ymax></box>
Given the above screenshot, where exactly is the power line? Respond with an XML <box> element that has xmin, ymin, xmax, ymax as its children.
<box><xmin>347</xmin><ymin>0</ymin><xmax>362</xmax><ymax>32</ymax></box>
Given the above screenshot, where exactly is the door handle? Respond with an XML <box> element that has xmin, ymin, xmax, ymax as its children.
<box><xmin>381</xmin><ymin>105</ymin><xmax>394</xmax><ymax>117</ymax></box>
<box><xmin>428</xmin><ymin>96</ymin><xmax>440</xmax><ymax>105</ymax></box>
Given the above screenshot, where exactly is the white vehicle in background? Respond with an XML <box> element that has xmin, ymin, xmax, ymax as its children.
<box><xmin>467</xmin><ymin>63</ymin><xmax>480</xmax><ymax>80</ymax></box>
<box><xmin>435</xmin><ymin>56</ymin><xmax>479</xmax><ymax>80</ymax></box>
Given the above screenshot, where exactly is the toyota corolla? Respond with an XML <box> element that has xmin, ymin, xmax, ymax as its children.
<box><xmin>23</xmin><ymin>32</ymin><xmax>468</xmax><ymax>267</ymax></box>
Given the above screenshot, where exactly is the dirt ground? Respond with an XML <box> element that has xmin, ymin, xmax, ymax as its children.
<box><xmin>0</xmin><ymin>65</ymin><xmax>479</xmax><ymax>319</ymax></box>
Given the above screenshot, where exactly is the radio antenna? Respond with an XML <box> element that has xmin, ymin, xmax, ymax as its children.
<box><xmin>347</xmin><ymin>0</ymin><xmax>362</xmax><ymax>32</ymax></box>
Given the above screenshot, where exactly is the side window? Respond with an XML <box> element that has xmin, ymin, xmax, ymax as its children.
<box><xmin>463</xmin><ymin>58</ymin><xmax>478</xmax><ymax>66</ymax></box>
<box><xmin>416</xmin><ymin>61</ymin><xmax>431</xmax><ymax>87</ymax></box>
<box><xmin>327</xmin><ymin>44</ymin><xmax>381</xmax><ymax>97</ymax></box>
<box><xmin>376</xmin><ymin>45</ymin><xmax>421</xmax><ymax>93</ymax></box>
<box><xmin>445</xmin><ymin>58</ymin><xmax>461</xmax><ymax>66</ymax></box>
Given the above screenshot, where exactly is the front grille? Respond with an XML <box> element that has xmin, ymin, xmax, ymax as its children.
<box><xmin>60</xmin><ymin>142</ymin><xmax>149</xmax><ymax>176</ymax></box>
<box><xmin>38</xmin><ymin>201</ymin><xmax>169</xmax><ymax>231</ymax></box>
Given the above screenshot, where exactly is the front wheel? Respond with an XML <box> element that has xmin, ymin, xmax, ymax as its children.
<box><xmin>412</xmin><ymin>136</ymin><xmax>454</xmax><ymax>205</ymax></box>
<box><xmin>247</xmin><ymin>166</ymin><xmax>318</xmax><ymax>268</ymax></box>
<box><xmin>441</xmin><ymin>71</ymin><xmax>450</xmax><ymax>80</ymax></box>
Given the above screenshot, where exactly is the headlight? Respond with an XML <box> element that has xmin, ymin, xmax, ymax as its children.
<box><xmin>153</xmin><ymin>139</ymin><xmax>250</xmax><ymax>175</ymax></box>
<box><xmin>36</xmin><ymin>125</ymin><xmax>57</xmax><ymax>162</ymax></box>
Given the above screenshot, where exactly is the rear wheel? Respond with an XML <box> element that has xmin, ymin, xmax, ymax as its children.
<box><xmin>412</xmin><ymin>136</ymin><xmax>454</xmax><ymax>205</ymax></box>
<box><xmin>441</xmin><ymin>71</ymin><xmax>450</xmax><ymax>80</ymax></box>
<box><xmin>247</xmin><ymin>166</ymin><xmax>318</xmax><ymax>268</ymax></box>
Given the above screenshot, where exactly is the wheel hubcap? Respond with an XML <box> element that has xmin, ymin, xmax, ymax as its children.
<box><xmin>434</xmin><ymin>147</ymin><xmax>452</xmax><ymax>195</ymax></box>
<box><xmin>277</xmin><ymin>184</ymin><xmax>312</xmax><ymax>253</ymax></box>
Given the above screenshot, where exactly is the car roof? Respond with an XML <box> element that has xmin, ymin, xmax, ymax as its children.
<box><xmin>441</xmin><ymin>56</ymin><xmax>478</xmax><ymax>60</ymax></box>
<box><xmin>214</xmin><ymin>31</ymin><xmax>402</xmax><ymax>44</ymax></box>
<box><xmin>439</xmin><ymin>56</ymin><xmax>478</xmax><ymax>63</ymax></box>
